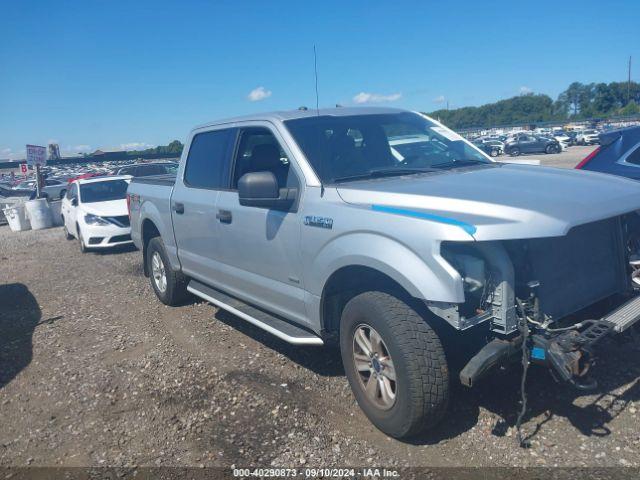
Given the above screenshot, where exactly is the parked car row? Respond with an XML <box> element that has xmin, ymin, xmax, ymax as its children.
<box><xmin>0</xmin><ymin>161</ymin><xmax>177</xmax><ymax>201</ymax></box>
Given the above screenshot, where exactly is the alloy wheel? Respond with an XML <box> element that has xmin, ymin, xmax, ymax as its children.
<box><xmin>352</xmin><ymin>324</ymin><xmax>397</xmax><ymax>410</ymax></box>
<box><xmin>151</xmin><ymin>251</ymin><xmax>167</xmax><ymax>293</ymax></box>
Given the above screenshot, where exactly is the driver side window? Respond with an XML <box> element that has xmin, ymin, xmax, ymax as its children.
<box><xmin>232</xmin><ymin>128</ymin><xmax>298</xmax><ymax>190</ymax></box>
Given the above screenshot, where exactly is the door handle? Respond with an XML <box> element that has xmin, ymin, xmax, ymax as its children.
<box><xmin>216</xmin><ymin>209</ymin><xmax>232</xmax><ymax>224</ymax></box>
<box><xmin>172</xmin><ymin>202</ymin><xmax>184</xmax><ymax>214</ymax></box>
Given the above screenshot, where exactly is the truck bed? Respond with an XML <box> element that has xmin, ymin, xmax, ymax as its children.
<box><xmin>129</xmin><ymin>173</ymin><xmax>176</xmax><ymax>187</ymax></box>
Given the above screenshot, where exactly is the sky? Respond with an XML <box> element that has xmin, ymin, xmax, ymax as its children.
<box><xmin>1</xmin><ymin>0</ymin><xmax>639</xmax><ymax>160</ymax></box>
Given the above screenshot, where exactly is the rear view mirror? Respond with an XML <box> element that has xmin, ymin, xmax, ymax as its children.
<box><xmin>238</xmin><ymin>171</ymin><xmax>296</xmax><ymax>211</ymax></box>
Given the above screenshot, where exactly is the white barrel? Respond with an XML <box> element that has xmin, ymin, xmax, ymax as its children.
<box><xmin>3</xmin><ymin>204</ymin><xmax>31</xmax><ymax>232</ymax></box>
<box><xmin>24</xmin><ymin>199</ymin><xmax>53</xmax><ymax>230</ymax></box>
<box><xmin>48</xmin><ymin>200</ymin><xmax>64</xmax><ymax>226</ymax></box>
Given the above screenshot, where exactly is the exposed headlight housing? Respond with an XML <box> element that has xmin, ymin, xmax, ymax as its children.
<box><xmin>84</xmin><ymin>213</ymin><xmax>111</xmax><ymax>226</ymax></box>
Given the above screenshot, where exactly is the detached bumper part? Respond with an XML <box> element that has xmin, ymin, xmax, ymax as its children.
<box><xmin>460</xmin><ymin>295</ymin><xmax>640</xmax><ymax>388</ymax></box>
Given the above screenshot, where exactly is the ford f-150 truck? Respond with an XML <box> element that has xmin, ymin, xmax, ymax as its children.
<box><xmin>128</xmin><ymin>107</ymin><xmax>640</xmax><ymax>439</ymax></box>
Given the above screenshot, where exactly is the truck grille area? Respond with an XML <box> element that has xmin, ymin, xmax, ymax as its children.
<box><xmin>521</xmin><ymin>217</ymin><xmax>628</xmax><ymax>321</ymax></box>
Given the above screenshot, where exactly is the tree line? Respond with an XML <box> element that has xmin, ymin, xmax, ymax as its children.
<box><xmin>429</xmin><ymin>81</ymin><xmax>640</xmax><ymax>130</ymax></box>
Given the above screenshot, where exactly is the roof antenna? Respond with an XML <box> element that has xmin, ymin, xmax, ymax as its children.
<box><xmin>313</xmin><ymin>45</ymin><xmax>320</xmax><ymax>116</ymax></box>
<box><xmin>314</xmin><ymin>44</ymin><xmax>325</xmax><ymax>198</ymax></box>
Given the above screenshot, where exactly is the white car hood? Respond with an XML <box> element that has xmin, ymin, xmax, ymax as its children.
<box><xmin>81</xmin><ymin>199</ymin><xmax>128</xmax><ymax>217</ymax></box>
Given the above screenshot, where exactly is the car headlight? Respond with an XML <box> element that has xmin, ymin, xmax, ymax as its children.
<box><xmin>84</xmin><ymin>213</ymin><xmax>111</xmax><ymax>226</ymax></box>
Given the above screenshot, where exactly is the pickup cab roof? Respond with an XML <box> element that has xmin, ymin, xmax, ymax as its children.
<box><xmin>193</xmin><ymin>106</ymin><xmax>407</xmax><ymax>130</ymax></box>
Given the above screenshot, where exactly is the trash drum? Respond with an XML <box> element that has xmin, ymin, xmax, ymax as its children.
<box><xmin>24</xmin><ymin>198</ymin><xmax>53</xmax><ymax>230</ymax></box>
<box><xmin>48</xmin><ymin>200</ymin><xmax>64</xmax><ymax>226</ymax></box>
<box><xmin>3</xmin><ymin>204</ymin><xmax>31</xmax><ymax>232</ymax></box>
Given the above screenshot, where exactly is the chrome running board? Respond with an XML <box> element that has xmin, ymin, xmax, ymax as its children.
<box><xmin>187</xmin><ymin>280</ymin><xmax>324</xmax><ymax>346</ymax></box>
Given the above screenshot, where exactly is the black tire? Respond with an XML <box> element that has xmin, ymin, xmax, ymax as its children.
<box><xmin>545</xmin><ymin>144</ymin><xmax>558</xmax><ymax>154</ymax></box>
<box><xmin>340</xmin><ymin>291</ymin><xmax>449</xmax><ymax>439</ymax></box>
<box><xmin>146</xmin><ymin>236</ymin><xmax>189</xmax><ymax>306</ymax></box>
<box><xmin>62</xmin><ymin>217</ymin><xmax>73</xmax><ymax>240</ymax></box>
<box><xmin>509</xmin><ymin>147</ymin><xmax>520</xmax><ymax>157</ymax></box>
<box><xmin>77</xmin><ymin>224</ymin><xmax>88</xmax><ymax>253</ymax></box>
<box><xmin>490</xmin><ymin>148</ymin><xmax>499</xmax><ymax>157</ymax></box>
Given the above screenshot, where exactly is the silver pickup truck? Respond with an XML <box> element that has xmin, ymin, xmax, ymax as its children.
<box><xmin>128</xmin><ymin>107</ymin><xmax>640</xmax><ymax>439</ymax></box>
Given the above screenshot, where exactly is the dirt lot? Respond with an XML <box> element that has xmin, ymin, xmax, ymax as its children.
<box><xmin>1</xmin><ymin>217</ymin><xmax>639</xmax><ymax>470</ymax></box>
<box><xmin>505</xmin><ymin>144</ymin><xmax>596</xmax><ymax>168</ymax></box>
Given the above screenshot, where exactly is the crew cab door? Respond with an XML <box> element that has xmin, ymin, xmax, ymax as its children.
<box><xmin>171</xmin><ymin>127</ymin><xmax>237</xmax><ymax>281</ymax></box>
<box><xmin>214</xmin><ymin>124</ymin><xmax>309</xmax><ymax>326</ymax></box>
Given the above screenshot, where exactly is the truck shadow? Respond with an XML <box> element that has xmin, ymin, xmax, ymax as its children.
<box><xmin>0</xmin><ymin>283</ymin><xmax>41</xmax><ymax>389</ymax></box>
<box><xmin>213</xmin><ymin>309</ymin><xmax>344</xmax><ymax>377</ymax></box>
<box><xmin>409</xmin><ymin>335</ymin><xmax>640</xmax><ymax>445</ymax></box>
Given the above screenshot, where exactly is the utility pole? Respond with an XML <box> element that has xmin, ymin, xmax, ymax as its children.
<box><xmin>628</xmin><ymin>56</ymin><xmax>632</xmax><ymax>105</ymax></box>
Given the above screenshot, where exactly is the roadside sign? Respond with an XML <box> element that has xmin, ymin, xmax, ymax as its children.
<box><xmin>26</xmin><ymin>144</ymin><xmax>47</xmax><ymax>166</ymax></box>
<box><xmin>20</xmin><ymin>164</ymin><xmax>27</xmax><ymax>174</ymax></box>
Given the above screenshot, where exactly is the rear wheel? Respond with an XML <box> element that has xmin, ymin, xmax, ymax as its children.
<box><xmin>509</xmin><ymin>147</ymin><xmax>520</xmax><ymax>157</ymax></box>
<box><xmin>146</xmin><ymin>236</ymin><xmax>189</xmax><ymax>306</ymax></box>
<box><xmin>340</xmin><ymin>291</ymin><xmax>449</xmax><ymax>438</ymax></box>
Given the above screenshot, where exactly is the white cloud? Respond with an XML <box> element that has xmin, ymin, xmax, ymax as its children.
<box><xmin>1</xmin><ymin>147</ymin><xmax>11</xmax><ymax>155</ymax></box>
<box><xmin>247</xmin><ymin>86</ymin><xmax>272</xmax><ymax>102</ymax></box>
<box><xmin>519</xmin><ymin>86</ymin><xmax>533</xmax><ymax>95</ymax></box>
<box><xmin>47</xmin><ymin>139</ymin><xmax>59</xmax><ymax>144</ymax></box>
<box><xmin>433</xmin><ymin>95</ymin><xmax>446</xmax><ymax>104</ymax></box>
<box><xmin>120</xmin><ymin>142</ymin><xmax>155</xmax><ymax>151</ymax></box>
<box><xmin>352</xmin><ymin>92</ymin><xmax>402</xmax><ymax>104</ymax></box>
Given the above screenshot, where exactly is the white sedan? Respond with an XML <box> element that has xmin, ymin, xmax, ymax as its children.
<box><xmin>60</xmin><ymin>176</ymin><xmax>133</xmax><ymax>252</ymax></box>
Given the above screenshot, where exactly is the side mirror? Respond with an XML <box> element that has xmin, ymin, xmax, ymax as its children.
<box><xmin>238</xmin><ymin>171</ymin><xmax>296</xmax><ymax>211</ymax></box>
<box><xmin>71</xmin><ymin>198</ymin><xmax>78</xmax><ymax>206</ymax></box>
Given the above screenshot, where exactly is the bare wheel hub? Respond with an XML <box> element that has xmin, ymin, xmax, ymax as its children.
<box><xmin>151</xmin><ymin>252</ymin><xmax>167</xmax><ymax>293</ymax></box>
<box><xmin>352</xmin><ymin>324</ymin><xmax>397</xmax><ymax>410</ymax></box>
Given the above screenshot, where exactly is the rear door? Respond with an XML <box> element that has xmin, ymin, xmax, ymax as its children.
<box><xmin>171</xmin><ymin>127</ymin><xmax>237</xmax><ymax>281</ymax></box>
<box><xmin>519</xmin><ymin>135</ymin><xmax>537</xmax><ymax>152</ymax></box>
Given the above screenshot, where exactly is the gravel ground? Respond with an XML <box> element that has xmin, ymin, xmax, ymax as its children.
<box><xmin>1</xmin><ymin>191</ymin><xmax>639</xmax><ymax>469</ymax></box>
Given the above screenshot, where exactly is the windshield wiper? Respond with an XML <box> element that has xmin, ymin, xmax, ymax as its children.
<box><xmin>431</xmin><ymin>159</ymin><xmax>487</xmax><ymax>169</ymax></box>
<box><xmin>333</xmin><ymin>167</ymin><xmax>436</xmax><ymax>183</ymax></box>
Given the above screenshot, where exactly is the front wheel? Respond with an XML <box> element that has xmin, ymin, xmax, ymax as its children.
<box><xmin>545</xmin><ymin>144</ymin><xmax>558</xmax><ymax>154</ymax></box>
<box><xmin>146</xmin><ymin>237</ymin><xmax>189</xmax><ymax>306</ymax></box>
<box><xmin>340</xmin><ymin>291</ymin><xmax>449</xmax><ymax>439</ymax></box>
<box><xmin>77</xmin><ymin>225</ymin><xmax>88</xmax><ymax>253</ymax></box>
<box><xmin>509</xmin><ymin>147</ymin><xmax>520</xmax><ymax>157</ymax></box>
<box><xmin>62</xmin><ymin>217</ymin><xmax>73</xmax><ymax>240</ymax></box>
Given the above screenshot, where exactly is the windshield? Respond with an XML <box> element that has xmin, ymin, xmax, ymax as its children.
<box><xmin>79</xmin><ymin>179</ymin><xmax>129</xmax><ymax>203</ymax></box>
<box><xmin>284</xmin><ymin>112</ymin><xmax>489</xmax><ymax>183</ymax></box>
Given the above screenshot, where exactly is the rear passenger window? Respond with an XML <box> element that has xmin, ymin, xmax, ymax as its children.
<box><xmin>184</xmin><ymin>129</ymin><xmax>235</xmax><ymax>189</ymax></box>
<box><xmin>626</xmin><ymin>145</ymin><xmax>640</xmax><ymax>165</ymax></box>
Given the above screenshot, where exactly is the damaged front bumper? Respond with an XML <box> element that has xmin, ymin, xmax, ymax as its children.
<box><xmin>460</xmin><ymin>294</ymin><xmax>640</xmax><ymax>389</ymax></box>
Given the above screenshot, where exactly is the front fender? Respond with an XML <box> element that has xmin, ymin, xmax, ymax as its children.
<box><xmin>308</xmin><ymin>233</ymin><xmax>465</xmax><ymax>303</ymax></box>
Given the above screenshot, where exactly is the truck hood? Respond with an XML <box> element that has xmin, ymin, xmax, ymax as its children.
<box><xmin>336</xmin><ymin>164</ymin><xmax>640</xmax><ymax>240</ymax></box>
<box><xmin>81</xmin><ymin>199</ymin><xmax>128</xmax><ymax>217</ymax></box>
